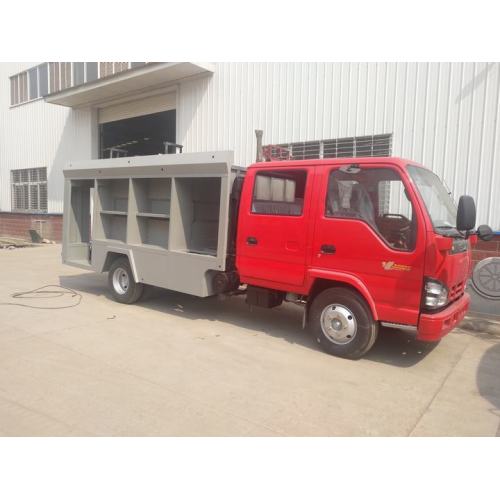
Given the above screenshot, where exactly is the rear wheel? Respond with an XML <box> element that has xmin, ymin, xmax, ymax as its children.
<box><xmin>108</xmin><ymin>257</ymin><xmax>144</xmax><ymax>304</ymax></box>
<box><xmin>309</xmin><ymin>287</ymin><xmax>378</xmax><ymax>359</ymax></box>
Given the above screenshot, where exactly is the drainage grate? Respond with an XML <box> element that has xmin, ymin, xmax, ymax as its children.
<box><xmin>472</xmin><ymin>257</ymin><xmax>500</xmax><ymax>299</ymax></box>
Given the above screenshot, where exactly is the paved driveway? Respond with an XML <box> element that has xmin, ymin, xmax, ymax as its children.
<box><xmin>0</xmin><ymin>245</ymin><xmax>499</xmax><ymax>436</ymax></box>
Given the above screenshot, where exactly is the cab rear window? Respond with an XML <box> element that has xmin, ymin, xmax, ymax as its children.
<box><xmin>252</xmin><ymin>170</ymin><xmax>307</xmax><ymax>216</ymax></box>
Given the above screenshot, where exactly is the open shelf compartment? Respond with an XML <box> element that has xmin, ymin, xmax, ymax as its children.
<box><xmin>94</xmin><ymin>179</ymin><xmax>129</xmax><ymax>242</ymax></box>
<box><xmin>132</xmin><ymin>178</ymin><xmax>171</xmax><ymax>217</ymax></box>
<box><xmin>100</xmin><ymin>213</ymin><xmax>127</xmax><ymax>242</ymax></box>
<box><xmin>97</xmin><ymin>178</ymin><xmax>129</xmax><ymax>212</ymax></box>
<box><xmin>170</xmin><ymin>177</ymin><xmax>221</xmax><ymax>256</ymax></box>
<box><xmin>129</xmin><ymin>177</ymin><xmax>172</xmax><ymax>249</ymax></box>
<box><xmin>136</xmin><ymin>218</ymin><xmax>170</xmax><ymax>249</ymax></box>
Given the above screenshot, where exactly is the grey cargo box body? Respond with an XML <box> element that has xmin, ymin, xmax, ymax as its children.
<box><xmin>62</xmin><ymin>151</ymin><xmax>238</xmax><ymax>297</ymax></box>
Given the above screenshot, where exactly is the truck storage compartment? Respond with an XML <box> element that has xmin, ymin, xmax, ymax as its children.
<box><xmin>171</xmin><ymin>177</ymin><xmax>221</xmax><ymax>256</ymax></box>
<box><xmin>136</xmin><ymin>218</ymin><xmax>169</xmax><ymax>249</ymax></box>
<box><xmin>100</xmin><ymin>213</ymin><xmax>127</xmax><ymax>242</ymax></box>
<box><xmin>133</xmin><ymin>178</ymin><xmax>171</xmax><ymax>216</ymax></box>
<box><xmin>64</xmin><ymin>179</ymin><xmax>94</xmax><ymax>266</ymax></box>
<box><xmin>94</xmin><ymin>179</ymin><xmax>129</xmax><ymax>243</ymax></box>
<box><xmin>130</xmin><ymin>178</ymin><xmax>171</xmax><ymax>249</ymax></box>
<box><xmin>97</xmin><ymin>178</ymin><xmax>129</xmax><ymax>212</ymax></box>
<box><xmin>63</xmin><ymin>151</ymin><xmax>234</xmax><ymax>297</ymax></box>
<box><xmin>69</xmin><ymin>180</ymin><xmax>93</xmax><ymax>243</ymax></box>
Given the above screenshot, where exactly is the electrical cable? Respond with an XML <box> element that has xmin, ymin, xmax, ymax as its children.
<box><xmin>0</xmin><ymin>285</ymin><xmax>82</xmax><ymax>309</ymax></box>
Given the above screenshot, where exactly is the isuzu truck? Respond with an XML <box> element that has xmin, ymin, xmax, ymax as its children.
<box><xmin>62</xmin><ymin>151</ymin><xmax>493</xmax><ymax>359</ymax></box>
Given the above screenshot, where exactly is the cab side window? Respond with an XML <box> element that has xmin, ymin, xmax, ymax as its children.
<box><xmin>252</xmin><ymin>170</ymin><xmax>307</xmax><ymax>216</ymax></box>
<box><xmin>326</xmin><ymin>167</ymin><xmax>416</xmax><ymax>251</ymax></box>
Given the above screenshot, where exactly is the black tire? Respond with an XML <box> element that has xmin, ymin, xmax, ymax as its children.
<box><xmin>309</xmin><ymin>287</ymin><xmax>378</xmax><ymax>359</ymax></box>
<box><xmin>108</xmin><ymin>257</ymin><xmax>144</xmax><ymax>304</ymax></box>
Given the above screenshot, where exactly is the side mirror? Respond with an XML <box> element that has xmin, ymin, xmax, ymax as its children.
<box><xmin>477</xmin><ymin>224</ymin><xmax>494</xmax><ymax>241</ymax></box>
<box><xmin>457</xmin><ymin>195</ymin><xmax>476</xmax><ymax>231</ymax></box>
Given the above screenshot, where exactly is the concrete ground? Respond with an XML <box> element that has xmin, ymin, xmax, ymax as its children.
<box><xmin>0</xmin><ymin>245</ymin><xmax>499</xmax><ymax>436</ymax></box>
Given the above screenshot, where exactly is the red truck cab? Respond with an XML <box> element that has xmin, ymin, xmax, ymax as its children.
<box><xmin>236</xmin><ymin>157</ymin><xmax>491</xmax><ymax>359</ymax></box>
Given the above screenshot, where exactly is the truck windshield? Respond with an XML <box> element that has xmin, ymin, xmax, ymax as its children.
<box><xmin>407</xmin><ymin>165</ymin><xmax>457</xmax><ymax>233</ymax></box>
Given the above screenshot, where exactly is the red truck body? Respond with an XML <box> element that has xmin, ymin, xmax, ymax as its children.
<box><xmin>235</xmin><ymin>156</ymin><xmax>471</xmax><ymax>343</ymax></box>
<box><xmin>79</xmin><ymin>152</ymin><xmax>489</xmax><ymax>359</ymax></box>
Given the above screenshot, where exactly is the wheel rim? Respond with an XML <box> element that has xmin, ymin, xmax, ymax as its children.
<box><xmin>112</xmin><ymin>267</ymin><xmax>130</xmax><ymax>295</ymax></box>
<box><xmin>320</xmin><ymin>303</ymin><xmax>357</xmax><ymax>345</ymax></box>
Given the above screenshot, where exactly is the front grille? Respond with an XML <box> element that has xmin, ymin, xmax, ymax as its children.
<box><xmin>449</xmin><ymin>281</ymin><xmax>465</xmax><ymax>302</ymax></box>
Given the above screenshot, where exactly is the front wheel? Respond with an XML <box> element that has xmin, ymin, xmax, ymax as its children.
<box><xmin>309</xmin><ymin>287</ymin><xmax>378</xmax><ymax>359</ymax></box>
<box><xmin>108</xmin><ymin>257</ymin><xmax>144</xmax><ymax>304</ymax></box>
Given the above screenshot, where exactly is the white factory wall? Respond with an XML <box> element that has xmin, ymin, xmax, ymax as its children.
<box><xmin>1</xmin><ymin>62</ymin><xmax>499</xmax><ymax>230</ymax></box>
<box><xmin>0</xmin><ymin>62</ymin><xmax>95</xmax><ymax>214</ymax></box>
<box><xmin>178</xmin><ymin>62</ymin><xmax>500</xmax><ymax>230</ymax></box>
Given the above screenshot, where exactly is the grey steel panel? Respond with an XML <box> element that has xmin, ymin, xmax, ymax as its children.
<box><xmin>62</xmin><ymin>151</ymin><xmax>234</xmax><ymax>298</ymax></box>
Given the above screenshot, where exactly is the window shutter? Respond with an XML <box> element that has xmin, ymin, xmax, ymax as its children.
<box><xmin>11</xmin><ymin>167</ymin><xmax>48</xmax><ymax>212</ymax></box>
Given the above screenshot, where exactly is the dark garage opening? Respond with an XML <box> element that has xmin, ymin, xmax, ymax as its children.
<box><xmin>99</xmin><ymin>109</ymin><xmax>177</xmax><ymax>159</ymax></box>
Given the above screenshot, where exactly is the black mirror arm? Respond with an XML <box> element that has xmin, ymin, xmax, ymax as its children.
<box><xmin>454</xmin><ymin>228</ymin><xmax>478</xmax><ymax>240</ymax></box>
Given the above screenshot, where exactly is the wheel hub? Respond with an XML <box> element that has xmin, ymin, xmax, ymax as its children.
<box><xmin>331</xmin><ymin>318</ymin><xmax>342</xmax><ymax>330</ymax></box>
<box><xmin>112</xmin><ymin>267</ymin><xmax>129</xmax><ymax>295</ymax></box>
<box><xmin>320</xmin><ymin>304</ymin><xmax>357</xmax><ymax>345</ymax></box>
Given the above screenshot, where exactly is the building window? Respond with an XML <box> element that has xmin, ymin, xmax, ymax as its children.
<box><xmin>60</xmin><ymin>62</ymin><xmax>72</xmax><ymax>90</ymax></box>
<box><xmin>11</xmin><ymin>167</ymin><xmax>48</xmax><ymax>213</ymax></box>
<box><xmin>28</xmin><ymin>67</ymin><xmax>38</xmax><ymax>100</ymax></box>
<box><xmin>265</xmin><ymin>133</ymin><xmax>393</xmax><ymax>161</ymax></box>
<box><xmin>10</xmin><ymin>63</ymin><xmax>49</xmax><ymax>105</ymax></box>
<box><xmin>86</xmin><ymin>62</ymin><xmax>98</xmax><ymax>82</ymax></box>
<box><xmin>10</xmin><ymin>62</ymin><xmax>144</xmax><ymax>105</ymax></box>
<box><xmin>49</xmin><ymin>62</ymin><xmax>72</xmax><ymax>93</ymax></box>
<box><xmin>113</xmin><ymin>62</ymin><xmax>129</xmax><ymax>73</ymax></box>
<box><xmin>73</xmin><ymin>62</ymin><xmax>85</xmax><ymax>86</ymax></box>
<box><xmin>49</xmin><ymin>62</ymin><xmax>60</xmax><ymax>93</ymax></box>
<box><xmin>99</xmin><ymin>62</ymin><xmax>130</xmax><ymax>78</ymax></box>
<box><xmin>252</xmin><ymin>170</ymin><xmax>307</xmax><ymax>216</ymax></box>
<box><xmin>38</xmin><ymin>63</ymin><xmax>48</xmax><ymax>96</ymax></box>
<box><xmin>10</xmin><ymin>75</ymin><xmax>18</xmax><ymax>104</ymax></box>
<box><xmin>10</xmin><ymin>72</ymin><xmax>28</xmax><ymax>105</ymax></box>
<box><xmin>72</xmin><ymin>62</ymin><xmax>100</xmax><ymax>86</ymax></box>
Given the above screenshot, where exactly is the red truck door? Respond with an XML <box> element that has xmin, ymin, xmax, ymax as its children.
<box><xmin>311</xmin><ymin>163</ymin><xmax>426</xmax><ymax>325</ymax></box>
<box><xmin>237</xmin><ymin>166</ymin><xmax>313</xmax><ymax>288</ymax></box>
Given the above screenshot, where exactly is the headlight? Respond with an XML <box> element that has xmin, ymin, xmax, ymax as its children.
<box><xmin>423</xmin><ymin>278</ymin><xmax>448</xmax><ymax>309</ymax></box>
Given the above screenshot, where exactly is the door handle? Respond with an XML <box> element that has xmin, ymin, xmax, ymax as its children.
<box><xmin>320</xmin><ymin>244</ymin><xmax>336</xmax><ymax>254</ymax></box>
<box><xmin>247</xmin><ymin>236</ymin><xmax>258</xmax><ymax>245</ymax></box>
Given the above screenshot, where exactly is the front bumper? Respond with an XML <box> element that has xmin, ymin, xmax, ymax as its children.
<box><xmin>417</xmin><ymin>292</ymin><xmax>470</xmax><ymax>342</ymax></box>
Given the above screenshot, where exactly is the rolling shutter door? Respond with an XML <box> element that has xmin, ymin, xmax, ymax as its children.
<box><xmin>98</xmin><ymin>92</ymin><xmax>176</xmax><ymax>124</ymax></box>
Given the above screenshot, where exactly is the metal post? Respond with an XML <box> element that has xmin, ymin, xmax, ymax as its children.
<box><xmin>255</xmin><ymin>130</ymin><xmax>263</xmax><ymax>162</ymax></box>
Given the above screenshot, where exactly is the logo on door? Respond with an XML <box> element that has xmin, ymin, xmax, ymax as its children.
<box><xmin>382</xmin><ymin>261</ymin><xmax>412</xmax><ymax>272</ymax></box>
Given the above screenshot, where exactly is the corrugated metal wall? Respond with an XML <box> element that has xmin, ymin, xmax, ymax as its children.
<box><xmin>178</xmin><ymin>62</ymin><xmax>500</xmax><ymax>229</ymax></box>
<box><xmin>1</xmin><ymin>62</ymin><xmax>499</xmax><ymax>229</ymax></box>
<box><xmin>0</xmin><ymin>62</ymin><xmax>95</xmax><ymax>214</ymax></box>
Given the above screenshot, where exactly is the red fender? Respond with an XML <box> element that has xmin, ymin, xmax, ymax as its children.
<box><xmin>306</xmin><ymin>268</ymin><xmax>379</xmax><ymax>320</ymax></box>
